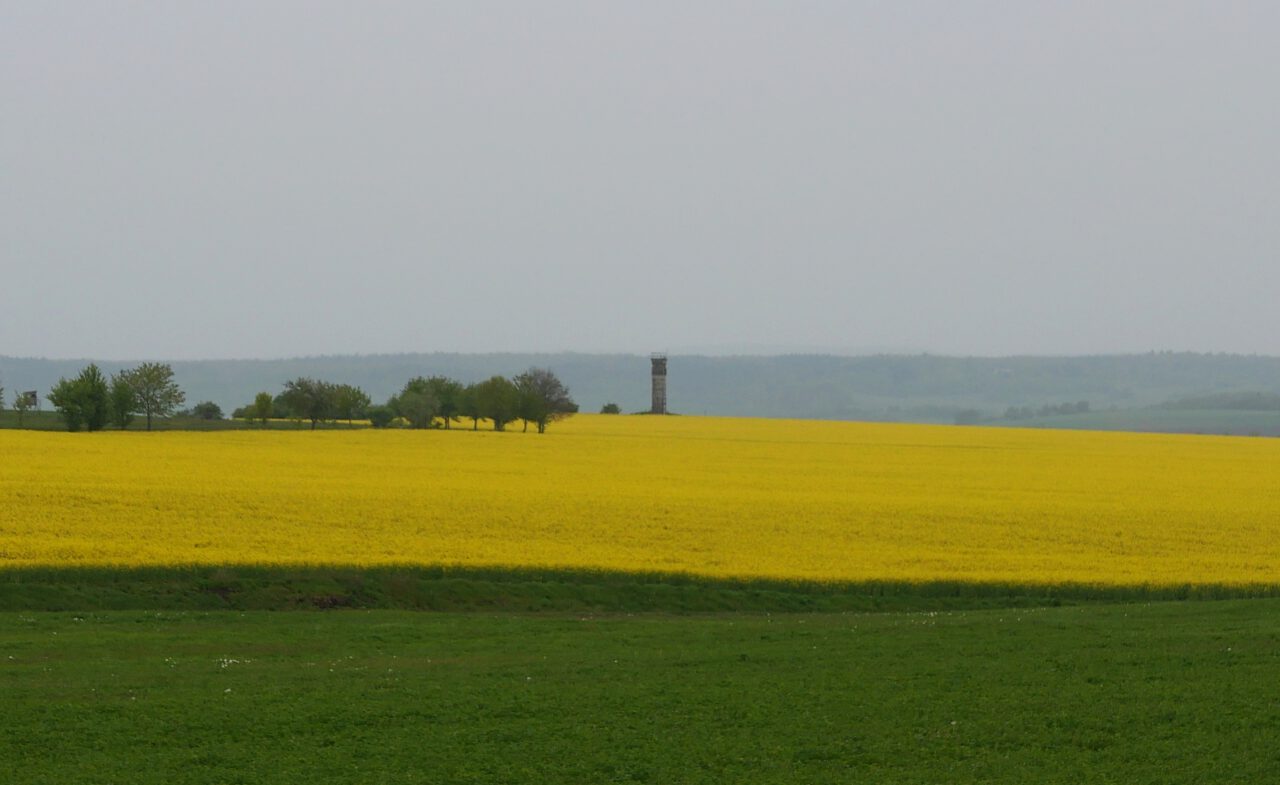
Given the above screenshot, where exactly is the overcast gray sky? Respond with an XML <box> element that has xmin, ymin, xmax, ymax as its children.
<box><xmin>2</xmin><ymin>2</ymin><xmax>1277</xmax><ymax>360</ymax></box>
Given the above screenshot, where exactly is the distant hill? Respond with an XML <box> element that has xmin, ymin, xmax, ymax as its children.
<box><xmin>5</xmin><ymin>352</ymin><xmax>1280</xmax><ymax>423</ymax></box>
<box><xmin>1160</xmin><ymin>391</ymin><xmax>1280</xmax><ymax>411</ymax></box>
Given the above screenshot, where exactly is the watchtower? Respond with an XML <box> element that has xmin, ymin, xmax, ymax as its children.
<box><xmin>650</xmin><ymin>354</ymin><xmax>667</xmax><ymax>414</ymax></box>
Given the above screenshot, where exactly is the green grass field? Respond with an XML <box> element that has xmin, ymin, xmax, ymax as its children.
<box><xmin>4</xmin><ymin>600</ymin><xmax>1279</xmax><ymax>784</ymax></box>
<box><xmin>4</xmin><ymin>565</ymin><xmax>1278</xmax><ymax>615</ymax></box>
<box><xmin>0</xmin><ymin>410</ymin><xmax>368</xmax><ymax>431</ymax></box>
<box><xmin>998</xmin><ymin>408</ymin><xmax>1280</xmax><ymax>436</ymax></box>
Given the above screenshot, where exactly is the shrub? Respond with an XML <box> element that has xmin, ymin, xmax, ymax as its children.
<box><xmin>367</xmin><ymin>405</ymin><xmax>395</xmax><ymax>428</ymax></box>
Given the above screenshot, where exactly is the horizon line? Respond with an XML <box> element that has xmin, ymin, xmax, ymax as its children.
<box><xmin>4</xmin><ymin>349</ymin><xmax>1280</xmax><ymax>364</ymax></box>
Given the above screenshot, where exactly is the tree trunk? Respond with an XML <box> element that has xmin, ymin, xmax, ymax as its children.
<box><xmin>146</xmin><ymin>410</ymin><xmax>152</xmax><ymax>431</ymax></box>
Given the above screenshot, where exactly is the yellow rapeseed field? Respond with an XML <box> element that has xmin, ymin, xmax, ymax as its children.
<box><xmin>2</xmin><ymin>415</ymin><xmax>1278</xmax><ymax>587</ymax></box>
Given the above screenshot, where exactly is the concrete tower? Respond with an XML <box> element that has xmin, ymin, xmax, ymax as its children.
<box><xmin>650</xmin><ymin>353</ymin><xmax>668</xmax><ymax>414</ymax></box>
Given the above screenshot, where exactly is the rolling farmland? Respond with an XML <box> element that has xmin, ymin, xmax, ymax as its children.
<box><xmin>6</xmin><ymin>416</ymin><xmax>1280</xmax><ymax>783</ymax></box>
<box><xmin>3</xmin><ymin>415</ymin><xmax>1279</xmax><ymax>589</ymax></box>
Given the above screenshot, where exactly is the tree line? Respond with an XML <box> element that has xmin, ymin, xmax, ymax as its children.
<box><xmin>42</xmin><ymin>362</ymin><xmax>187</xmax><ymax>432</ymax></box>
<box><xmin>20</xmin><ymin>363</ymin><xmax>576</xmax><ymax>433</ymax></box>
<box><xmin>232</xmin><ymin>367</ymin><xmax>578</xmax><ymax>432</ymax></box>
<box><xmin>1002</xmin><ymin>401</ymin><xmax>1091</xmax><ymax>420</ymax></box>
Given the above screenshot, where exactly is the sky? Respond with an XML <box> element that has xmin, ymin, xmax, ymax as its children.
<box><xmin>2</xmin><ymin>1</ymin><xmax>1278</xmax><ymax>360</ymax></box>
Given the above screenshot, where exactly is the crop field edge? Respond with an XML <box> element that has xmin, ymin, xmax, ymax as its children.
<box><xmin>4</xmin><ymin>563</ymin><xmax>1280</xmax><ymax>613</ymax></box>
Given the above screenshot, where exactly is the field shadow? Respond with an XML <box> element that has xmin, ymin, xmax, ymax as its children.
<box><xmin>4</xmin><ymin>564</ymin><xmax>1279</xmax><ymax>613</ymax></box>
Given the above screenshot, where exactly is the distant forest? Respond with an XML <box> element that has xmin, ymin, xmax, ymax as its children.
<box><xmin>6</xmin><ymin>352</ymin><xmax>1280</xmax><ymax>427</ymax></box>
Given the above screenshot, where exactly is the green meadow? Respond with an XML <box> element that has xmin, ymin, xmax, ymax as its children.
<box><xmin>4</xmin><ymin>599</ymin><xmax>1279</xmax><ymax>784</ymax></box>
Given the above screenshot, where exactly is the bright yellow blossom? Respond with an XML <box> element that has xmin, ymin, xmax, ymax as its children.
<box><xmin>2</xmin><ymin>416</ymin><xmax>1278</xmax><ymax>587</ymax></box>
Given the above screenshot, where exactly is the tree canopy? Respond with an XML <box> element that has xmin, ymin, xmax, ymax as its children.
<box><xmin>124</xmin><ymin>362</ymin><xmax>185</xmax><ymax>431</ymax></box>
<box><xmin>474</xmin><ymin>376</ymin><xmax>520</xmax><ymax>432</ymax></box>
<box><xmin>48</xmin><ymin>364</ymin><xmax>110</xmax><ymax>432</ymax></box>
<box><xmin>395</xmin><ymin>388</ymin><xmax>439</xmax><ymax>429</ymax></box>
<box><xmin>424</xmin><ymin>376</ymin><xmax>464</xmax><ymax>428</ymax></box>
<box><xmin>108</xmin><ymin>372</ymin><xmax>138</xmax><ymax>429</ymax></box>
<box><xmin>190</xmin><ymin>401</ymin><xmax>224</xmax><ymax>420</ymax></box>
<box><xmin>252</xmin><ymin>392</ymin><xmax>274</xmax><ymax>424</ymax></box>
<box><xmin>333</xmin><ymin>384</ymin><xmax>372</xmax><ymax>423</ymax></box>
<box><xmin>514</xmin><ymin>367</ymin><xmax>577</xmax><ymax>433</ymax></box>
<box><xmin>390</xmin><ymin>378</ymin><xmax>439</xmax><ymax>429</ymax></box>
<box><xmin>280</xmin><ymin>378</ymin><xmax>337</xmax><ymax>430</ymax></box>
<box><xmin>13</xmin><ymin>389</ymin><xmax>34</xmax><ymax>426</ymax></box>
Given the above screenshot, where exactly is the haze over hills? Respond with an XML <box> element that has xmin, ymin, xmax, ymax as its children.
<box><xmin>6</xmin><ymin>352</ymin><xmax>1280</xmax><ymax>427</ymax></box>
<box><xmin>6</xmin><ymin>5</ymin><xmax>1280</xmax><ymax>369</ymax></box>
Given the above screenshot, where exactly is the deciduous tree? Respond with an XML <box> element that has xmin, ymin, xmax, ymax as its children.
<box><xmin>48</xmin><ymin>364</ymin><xmax>110</xmax><ymax>432</ymax></box>
<box><xmin>392</xmin><ymin>377</ymin><xmax>458</xmax><ymax>429</ymax></box>
<box><xmin>395</xmin><ymin>389</ymin><xmax>439</xmax><ymax>428</ymax></box>
<box><xmin>366</xmin><ymin>404</ymin><xmax>394</xmax><ymax>428</ymax></box>
<box><xmin>423</xmin><ymin>376</ymin><xmax>464</xmax><ymax>429</ymax></box>
<box><xmin>252</xmin><ymin>392</ymin><xmax>274</xmax><ymax>425</ymax></box>
<box><xmin>514</xmin><ymin>367</ymin><xmax>577</xmax><ymax>433</ymax></box>
<box><xmin>191</xmin><ymin>401</ymin><xmax>223</xmax><ymax>420</ymax></box>
<box><xmin>474</xmin><ymin>375</ymin><xmax>520</xmax><ymax>432</ymax></box>
<box><xmin>459</xmin><ymin>384</ymin><xmax>482</xmax><ymax>430</ymax></box>
<box><xmin>280</xmin><ymin>378</ymin><xmax>337</xmax><ymax>430</ymax></box>
<box><xmin>124</xmin><ymin>362</ymin><xmax>185</xmax><ymax>431</ymax></box>
<box><xmin>108</xmin><ymin>372</ymin><xmax>138</xmax><ymax>429</ymax></box>
<box><xmin>333</xmin><ymin>385</ymin><xmax>372</xmax><ymax>424</ymax></box>
<box><xmin>13</xmin><ymin>390</ymin><xmax>34</xmax><ymax>426</ymax></box>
